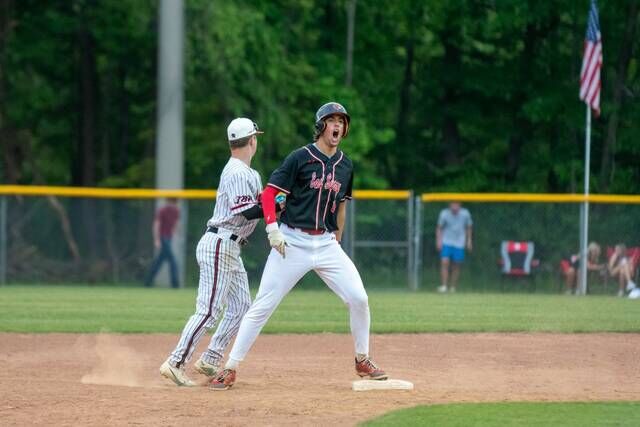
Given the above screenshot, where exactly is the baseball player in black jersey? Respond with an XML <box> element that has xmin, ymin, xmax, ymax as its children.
<box><xmin>211</xmin><ymin>102</ymin><xmax>387</xmax><ymax>390</ymax></box>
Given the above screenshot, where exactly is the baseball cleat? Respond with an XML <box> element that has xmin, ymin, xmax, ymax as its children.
<box><xmin>160</xmin><ymin>360</ymin><xmax>196</xmax><ymax>387</ymax></box>
<box><xmin>194</xmin><ymin>358</ymin><xmax>220</xmax><ymax>378</ymax></box>
<box><xmin>355</xmin><ymin>357</ymin><xmax>388</xmax><ymax>381</ymax></box>
<box><xmin>210</xmin><ymin>368</ymin><xmax>236</xmax><ymax>391</ymax></box>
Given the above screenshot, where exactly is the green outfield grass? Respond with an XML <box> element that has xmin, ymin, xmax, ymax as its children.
<box><xmin>362</xmin><ymin>402</ymin><xmax>640</xmax><ymax>426</ymax></box>
<box><xmin>0</xmin><ymin>285</ymin><xmax>639</xmax><ymax>333</ymax></box>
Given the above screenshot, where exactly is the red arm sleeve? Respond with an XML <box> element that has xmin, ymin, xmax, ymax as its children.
<box><xmin>261</xmin><ymin>185</ymin><xmax>278</xmax><ymax>225</ymax></box>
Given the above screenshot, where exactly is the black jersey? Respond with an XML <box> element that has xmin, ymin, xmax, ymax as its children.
<box><xmin>267</xmin><ymin>143</ymin><xmax>353</xmax><ymax>232</ymax></box>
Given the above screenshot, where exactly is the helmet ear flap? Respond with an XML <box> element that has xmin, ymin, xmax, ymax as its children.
<box><xmin>314</xmin><ymin>120</ymin><xmax>326</xmax><ymax>133</ymax></box>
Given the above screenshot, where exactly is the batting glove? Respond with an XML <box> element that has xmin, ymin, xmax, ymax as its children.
<box><xmin>266</xmin><ymin>223</ymin><xmax>287</xmax><ymax>257</ymax></box>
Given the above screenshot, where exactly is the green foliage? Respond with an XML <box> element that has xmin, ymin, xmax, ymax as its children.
<box><xmin>1</xmin><ymin>286</ymin><xmax>639</xmax><ymax>333</ymax></box>
<box><xmin>363</xmin><ymin>402</ymin><xmax>640</xmax><ymax>427</ymax></box>
<box><xmin>1</xmin><ymin>1</ymin><xmax>639</xmax><ymax>192</ymax></box>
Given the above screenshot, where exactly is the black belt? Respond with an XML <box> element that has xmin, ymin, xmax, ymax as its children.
<box><xmin>206</xmin><ymin>226</ymin><xmax>248</xmax><ymax>246</ymax></box>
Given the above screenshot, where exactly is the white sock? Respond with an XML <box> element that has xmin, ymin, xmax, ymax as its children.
<box><xmin>225</xmin><ymin>358</ymin><xmax>240</xmax><ymax>370</ymax></box>
<box><xmin>356</xmin><ymin>353</ymin><xmax>367</xmax><ymax>363</ymax></box>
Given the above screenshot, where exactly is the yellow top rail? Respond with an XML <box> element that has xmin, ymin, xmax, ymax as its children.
<box><xmin>0</xmin><ymin>186</ymin><xmax>412</xmax><ymax>200</ymax></box>
<box><xmin>0</xmin><ymin>186</ymin><xmax>217</xmax><ymax>199</ymax></box>
<box><xmin>421</xmin><ymin>192</ymin><xmax>640</xmax><ymax>204</ymax></box>
<box><xmin>1</xmin><ymin>186</ymin><xmax>638</xmax><ymax>203</ymax></box>
<box><xmin>352</xmin><ymin>190</ymin><xmax>412</xmax><ymax>200</ymax></box>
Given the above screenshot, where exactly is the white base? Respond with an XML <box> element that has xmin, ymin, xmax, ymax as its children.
<box><xmin>352</xmin><ymin>379</ymin><xmax>414</xmax><ymax>391</ymax></box>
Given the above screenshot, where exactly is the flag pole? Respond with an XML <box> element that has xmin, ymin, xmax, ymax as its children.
<box><xmin>578</xmin><ymin>105</ymin><xmax>591</xmax><ymax>296</ymax></box>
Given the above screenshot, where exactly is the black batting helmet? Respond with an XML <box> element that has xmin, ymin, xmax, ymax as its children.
<box><xmin>314</xmin><ymin>102</ymin><xmax>350</xmax><ymax>137</ymax></box>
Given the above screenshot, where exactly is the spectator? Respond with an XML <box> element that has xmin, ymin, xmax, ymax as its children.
<box><xmin>608</xmin><ymin>243</ymin><xmax>636</xmax><ymax>297</ymax></box>
<box><xmin>560</xmin><ymin>242</ymin><xmax>605</xmax><ymax>295</ymax></box>
<box><xmin>145</xmin><ymin>198</ymin><xmax>180</xmax><ymax>288</ymax></box>
<box><xmin>436</xmin><ymin>202</ymin><xmax>473</xmax><ymax>293</ymax></box>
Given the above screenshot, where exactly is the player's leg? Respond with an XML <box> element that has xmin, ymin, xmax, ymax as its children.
<box><xmin>144</xmin><ymin>242</ymin><xmax>168</xmax><ymax>287</ymax></box>
<box><xmin>213</xmin><ymin>247</ymin><xmax>311</xmax><ymax>390</ymax></box>
<box><xmin>164</xmin><ymin>238</ymin><xmax>180</xmax><ymax>289</ymax></box>
<box><xmin>450</xmin><ymin>263</ymin><xmax>461</xmax><ymax>292</ymax></box>
<box><xmin>619</xmin><ymin>261</ymin><xmax>634</xmax><ymax>296</ymax></box>
<box><xmin>439</xmin><ymin>245</ymin><xmax>452</xmax><ymax>292</ymax></box>
<box><xmin>565</xmin><ymin>266</ymin><xmax>577</xmax><ymax>293</ymax></box>
<box><xmin>227</xmin><ymin>247</ymin><xmax>310</xmax><ymax>363</ymax></box>
<box><xmin>610</xmin><ymin>264</ymin><xmax>626</xmax><ymax>296</ymax></box>
<box><xmin>199</xmin><ymin>260</ymin><xmax>252</xmax><ymax>374</ymax></box>
<box><xmin>161</xmin><ymin>235</ymin><xmax>232</xmax><ymax>385</ymax></box>
<box><xmin>449</xmin><ymin>247</ymin><xmax>465</xmax><ymax>292</ymax></box>
<box><xmin>314</xmin><ymin>239</ymin><xmax>387</xmax><ymax>380</ymax></box>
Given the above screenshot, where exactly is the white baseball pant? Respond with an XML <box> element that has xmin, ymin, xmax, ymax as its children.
<box><xmin>229</xmin><ymin>225</ymin><xmax>370</xmax><ymax>362</ymax></box>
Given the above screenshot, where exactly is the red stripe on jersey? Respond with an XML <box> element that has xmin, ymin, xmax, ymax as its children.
<box><xmin>304</xmin><ymin>146</ymin><xmax>325</xmax><ymax>230</ymax></box>
<box><xmin>231</xmin><ymin>202</ymin><xmax>256</xmax><ymax>211</ymax></box>
<box><xmin>322</xmin><ymin>151</ymin><xmax>344</xmax><ymax>225</ymax></box>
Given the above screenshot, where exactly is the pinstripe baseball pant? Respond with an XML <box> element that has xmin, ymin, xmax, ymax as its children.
<box><xmin>168</xmin><ymin>232</ymin><xmax>251</xmax><ymax>367</ymax></box>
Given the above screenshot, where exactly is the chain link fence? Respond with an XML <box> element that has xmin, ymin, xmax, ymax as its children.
<box><xmin>1</xmin><ymin>189</ymin><xmax>638</xmax><ymax>293</ymax></box>
<box><xmin>418</xmin><ymin>198</ymin><xmax>640</xmax><ymax>294</ymax></box>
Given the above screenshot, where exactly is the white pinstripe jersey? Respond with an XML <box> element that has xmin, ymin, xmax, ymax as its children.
<box><xmin>206</xmin><ymin>157</ymin><xmax>263</xmax><ymax>239</ymax></box>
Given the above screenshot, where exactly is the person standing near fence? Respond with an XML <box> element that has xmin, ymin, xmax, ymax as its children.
<box><xmin>145</xmin><ymin>197</ymin><xmax>180</xmax><ymax>288</ymax></box>
<box><xmin>159</xmin><ymin>117</ymin><xmax>269</xmax><ymax>386</ymax></box>
<box><xmin>436</xmin><ymin>202</ymin><xmax>473</xmax><ymax>293</ymax></box>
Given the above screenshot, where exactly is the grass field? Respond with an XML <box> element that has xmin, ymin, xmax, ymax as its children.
<box><xmin>1</xmin><ymin>284</ymin><xmax>639</xmax><ymax>333</ymax></box>
<box><xmin>363</xmin><ymin>402</ymin><xmax>640</xmax><ymax>426</ymax></box>
<box><xmin>2</xmin><ymin>284</ymin><xmax>639</xmax><ymax>426</ymax></box>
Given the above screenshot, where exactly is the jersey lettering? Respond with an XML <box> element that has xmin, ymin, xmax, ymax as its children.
<box><xmin>323</xmin><ymin>173</ymin><xmax>342</xmax><ymax>193</ymax></box>
<box><xmin>310</xmin><ymin>172</ymin><xmax>323</xmax><ymax>189</ymax></box>
<box><xmin>234</xmin><ymin>195</ymin><xmax>253</xmax><ymax>204</ymax></box>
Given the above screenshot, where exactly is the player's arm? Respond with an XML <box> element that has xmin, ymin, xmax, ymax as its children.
<box><xmin>335</xmin><ymin>169</ymin><xmax>353</xmax><ymax>244</ymax></box>
<box><xmin>240</xmin><ymin>192</ymin><xmax>284</xmax><ymax>220</ymax></box>
<box><xmin>436</xmin><ymin>211</ymin><xmax>445</xmax><ymax>250</ymax></box>
<box><xmin>262</xmin><ymin>153</ymin><xmax>297</xmax><ymax>256</ymax></box>
<box><xmin>335</xmin><ymin>200</ymin><xmax>348</xmax><ymax>243</ymax></box>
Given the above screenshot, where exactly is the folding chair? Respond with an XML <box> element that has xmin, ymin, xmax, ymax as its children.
<box><xmin>498</xmin><ymin>241</ymin><xmax>539</xmax><ymax>292</ymax></box>
<box><xmin>605</xmin><ymin>246</ymin><xmax>640</xmax><ymax>291</ymax></box>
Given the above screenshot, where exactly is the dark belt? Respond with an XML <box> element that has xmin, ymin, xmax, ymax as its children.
<box><xmin>285</xmin><ymin>224</ymin><xmax>326</xmax><ymax>235</ymax></box>
<box><xmin>207</xmin><ymin>226</ymin><xmax>248</xmax><ymax>246</ymax></box>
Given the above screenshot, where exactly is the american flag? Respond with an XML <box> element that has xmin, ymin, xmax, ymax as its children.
<box><xmin>579</xmin><ymin>0</ymin><xmax>602</xmax><ymax>116</ymax></box>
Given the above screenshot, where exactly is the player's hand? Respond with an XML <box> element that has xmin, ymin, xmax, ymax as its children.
<box><xmin>154</xmin><ymin>238</ymin><xmax>161</xmax><ymax>250</ymax></box>
<box><xmin>266</xmin><ymin>223</ymin><xmax>288</xmax><ymax>257</ymax></box>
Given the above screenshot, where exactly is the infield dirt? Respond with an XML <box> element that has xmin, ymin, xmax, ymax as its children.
<box><xmin>1</xmin><ymin>333</ymin><xmax>639</xmax><ymax>426</ymax></box>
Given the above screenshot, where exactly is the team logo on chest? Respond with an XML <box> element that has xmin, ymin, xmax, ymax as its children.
<box><xmin>309</xmin><ymin>172</ymin><xmax>323</xmax><ymax>189</ymax></box>
<box><xmin>324</xmin><ymin>173</ymin><xmax>342</xmax><ymax>193</ymax></box>
<box><xmin>309</xmin><ymin>172</ymin><xmax>342</xmax><ymax>194</ymax></box>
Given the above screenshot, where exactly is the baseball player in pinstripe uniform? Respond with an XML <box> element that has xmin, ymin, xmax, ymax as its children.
<box><xmin>211</xmin><ymin>102</ymin><xmax>387</xmax><ymax>390</ymax></box>
<box><xmin>160</xmin><ymin>118</ymin><xmax>269</xmax><ymax>386</ymax></box>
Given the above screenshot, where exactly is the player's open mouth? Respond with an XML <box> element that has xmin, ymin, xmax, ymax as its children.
<box><xmin>332</xmin><ymin>129</ymin><xmax>340</xmax><ymax>138</ymax></box>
